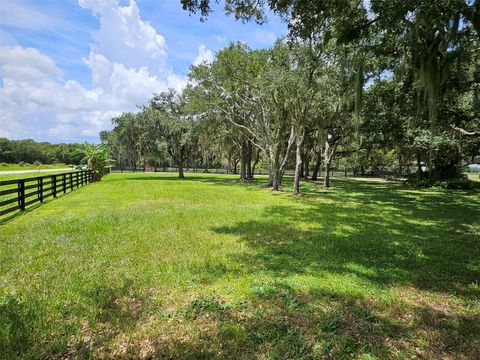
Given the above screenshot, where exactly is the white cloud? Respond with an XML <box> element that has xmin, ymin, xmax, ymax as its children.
<box><xmin>78</xmin><ymin>0</ymin><xmax>167</xmax><ymax>76</ymax></box>
<box><xmin>0</xmin><ymin>0</ymin><xmax>191</xmax><ymax>141</ymax></box>
<box><xmin>193</xmin><ymin>44</ymin><xmax>213</xmax><ymax>66</ymax></box>
<box><xmin>0</xmin><ymin>46</ymin><xmax>63</xmax><ymax>80</ymax></box>
<box><xmin>0</xmin><ymin>111</ymin><xmax>25</xmax><ymax>139</ymax></box>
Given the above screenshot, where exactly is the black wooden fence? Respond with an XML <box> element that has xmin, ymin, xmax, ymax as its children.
<box><xmin>0</xmin><ymin>170</ymin><xmax>93</xmax><ymax>218</ymax></box>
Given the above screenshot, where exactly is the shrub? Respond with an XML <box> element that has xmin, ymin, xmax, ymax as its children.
<box><xmin>406</xmin><ymin>174</ymin><xmax>478</xmax><ymax>189</ymax></box>
<box><xmin>77</xmin><ymin>143</ymin><xmax>114</xmax><ymax>181</ymax></box>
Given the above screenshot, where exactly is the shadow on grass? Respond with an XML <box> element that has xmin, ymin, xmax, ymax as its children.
<box><xmin>214</xmin><ymin>180</ymin><xmax>480</xmax><ymax>295</ymax></box>
<box><xmin>111</xmin><ymin>284</ymin><xmax>480</xmax><ymax>359</ymax></box>
<box><xmin>105</xmin><ymin>173</ymin><xmax>270</xmax><ymax>190</ymax></box>
<box><xmin>2</xmin><ymin>177</ymin><xmax>479</xmax><ymax>358</ymax></box>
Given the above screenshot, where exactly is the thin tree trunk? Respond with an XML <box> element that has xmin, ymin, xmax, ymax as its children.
<box><xmin>300</xmin><ymin>150</ymin><xmax>305</xmax><ymax>178</ymax></box>
<box><xmin>251</xmin><ymin>148</ymin><xmax>261</xmax><ymax>179</ymax></box>
<box><xmin>247</xmin><ymin>141</ymin><xmax>252</xmax><ymax>180</ymax></box>
<box><xmin>304</xmin><ymin>151</ymin><xmax>310</xmax><ymax>180</ymax></box>
<box><xmin>278</xmin><ymin>126</ymin><xmax>295</xmax><ymax>186</ymax></box>
<box><xmin>323</xmin><ymin>138</ymin><xmax>337</xmax><ymax>188</ymax></box>
<box><xmin>311</xmin><ymin>151</ymin><xmax>322</xmax><ymax>181</ymax></box>
<box><xmin>233</xmin><ymin>160</ymin><xmax>238</xmax><ymax>174</ymax></box>
<box><xmin>293</xmin><ymin>132</ymin><xmax>304</xmax><ymax>194</ymax></box>
<box><xmin>293</xmin><ymin>143</ymin><xmax>303</xmax><ymax>194</ymax></box>
<box><xmin>416</xmin><ymin>152</ymin><xmax>423</xmax><ymax>179</ymax></box>
<box><xmin>324</xmin><ymin>162</ymin><xmax>331</xmax><ymax>188</ymax></box>
<box><xmin>240</xmin><ymin>141</ymin><xmax>247</xmax><ymax>181</ymax></box>
<box><xmin>204</xmin><ymin>153</ymin><xmax>209</xmax><ymax>172</ymax></box>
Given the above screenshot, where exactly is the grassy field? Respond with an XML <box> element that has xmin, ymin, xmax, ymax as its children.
<box><xmin>468</xmin><ymin>172</ymin><xmax>480</xmax><ymax>182</ymax></box>
<box><xmin>0</xmin><ymin>163</ymin><xmax>71</xmax><ymax>171</ymax></box>
<box><xmin>1</xmin><ymin>173</ymin><xmax>479</xmax><ymax>359</ymax></box>
<box><xmin>0</xmin><ymin>170</ymin><xmax>75</xmax><ymax>181</ymax></box>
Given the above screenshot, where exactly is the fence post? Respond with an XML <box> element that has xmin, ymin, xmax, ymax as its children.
<box><xmin>38</xmin><ymin>177</ymin><xmax>44</xmax><ymax>203</ymax></box>
<box><xmin>18</xmin><ymin>179</ymin><xmax>25</xmax><ymax>210</ymax></box>
<box><xmin>70</xmin><ymin>173</ymin><xmax>73</xmax><ymax>191</ymax></box>
<box><xmin>52</xmin><ymin>175</ymin><xmax>57</xmax><ymax>198</ymax></box>
<box><xmin>62</xmin><ymin>174</ymin><xmax>66</xmax><ymax>194</ymax></box>
<box><xmin>76</xmin><ymin>172</ymin><xmax>79</xmax><ymax>188</ymax></box>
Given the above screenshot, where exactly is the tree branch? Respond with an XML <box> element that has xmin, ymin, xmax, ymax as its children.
<box><xmin>450</xmin><ymin>124</ymin><xmax>478</xmax><ymax>136</ymax></box>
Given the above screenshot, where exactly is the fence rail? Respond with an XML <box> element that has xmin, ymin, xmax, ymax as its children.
<box><xmin>0</xmin><ymin>170</ymin><xmax>93</xmax><ymax>218</ymax></box>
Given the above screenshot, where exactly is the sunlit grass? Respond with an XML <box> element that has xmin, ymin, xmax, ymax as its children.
<box><xmin>0</xmin><ymin>163</ymin><xmax>71</xmax><ymax>172</ymax></box>
<box><xmin>1</xmin><ymin>173</ymin><xmax>479</xmax><ymax>359</ymax></box>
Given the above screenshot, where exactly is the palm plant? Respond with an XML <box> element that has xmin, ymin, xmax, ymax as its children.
<box><xmin>78</xmin><ymin>143</ymin><xmax>114</xmax><ymax>181</ymax></box>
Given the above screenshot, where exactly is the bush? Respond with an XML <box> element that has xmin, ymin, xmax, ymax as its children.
<box><xmin>406</xmin><ymin>174</ymin><xmax>478</xmax><ymax>189</ymax></box>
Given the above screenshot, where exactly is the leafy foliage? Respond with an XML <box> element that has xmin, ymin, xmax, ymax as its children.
<box><xmin>78</xmin><ymin>143</ymin><xmax>113</xmax><ymax>181</ymax></box>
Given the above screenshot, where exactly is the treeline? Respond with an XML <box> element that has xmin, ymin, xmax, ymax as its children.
<box><xmin>104</xmin><ymin>0</ymin><xmax>480</xmax><ymax>192</ymax></box>
<box><xmin>0</xmin><ymin>138</ymin><xmax>84</xmax><ymax>165</ymax></box>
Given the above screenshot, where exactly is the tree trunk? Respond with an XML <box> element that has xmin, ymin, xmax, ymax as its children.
<box><xmin>300</xmin><ymin>151</ymin><xmax>305</xmax><ymax>178</ymax></box>
<box><xmin>324</xmin><ymin>162</ymin><xmax>331</xmax><ymax>188</ymax></box>
<box><xmin>247</xmin><ymin>141</ymin><xmax>252</xmax><ymax>180</ymax></box>
<box><xmin>204</xmin><ymin>153</ymin><xmax>209</xmax><ymax>172</ymax></box>
<box><xmin>293</xmin><ymin>132</ymin><xmax>304</xmax><ymax>194</ymax></box>
<box><xmin>272</xmin><ymin>167</ymin><xmax>280</xmax><ymax>190</ymax></box>
<box><xmin>240</xmin><ymin>141</ymin><xmax>247</xmax><ymax>181</ymax></box>
<box><xmin>416</xmin><ymin>152</ymin><xmax>423</xmax><ymax>179</ymax></box>
<box><xmin>278</xmin><ymin>126</ymin><xmax>295</xmax><ymax>187</ymax></box>
<box><xmin>178</xmin><ymin>161</ymin><xmax>185</xmax><ymax>179</ymax></box>
<box><xmin>269</xmin><ymin>153</ymin><xmax>280</xmax><ymax>190</ymax></box>
<box><xmin>323</xmin><ymin>137</ymin><xmax>337</xmax><ymax>188</ymax></box>
<box><xmin>293</xmin><ymin>144</ymin><xmax>302</xmax><ymax>194</ymax></box>
<box><xmin>311</xmin><ymin>151</ymin><xmax>322</xmax><ymax>181</ymax></box>
<box><xmin>251</xmin><ymin>148</ymin><xmax>261</xmax><ymax>179</ymax></box>
<box><xmin>233</xmin><ymin>159</ymin><xmax>238</xmax><ymax>174</ymax></box>
<box><xmin>303</xmin><ymin>151</ymin><xmax>310</xmax><ymax>180</ymax></box>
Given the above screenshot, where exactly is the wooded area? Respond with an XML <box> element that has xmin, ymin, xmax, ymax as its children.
<box><xmin>99</xmin><ymin>0</ymin><xmax>479</xmax><ymax>192</ymax></box>
<box><xmin>0</xmin><ymin>138</ymin><xmax>84</xmax><ymax>165</ymax></box>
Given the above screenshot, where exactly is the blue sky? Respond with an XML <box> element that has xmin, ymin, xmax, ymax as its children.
<box><xmin>0</xmin><ymin>0</ymin><xmax>286</xmax><ymax>143</ymax></box>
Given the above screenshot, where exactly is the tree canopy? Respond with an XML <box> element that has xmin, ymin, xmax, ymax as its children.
<box><xmin>91</xmin><ymin>1</ymin><xmax>480</xmax><ymax>191</ymax></box>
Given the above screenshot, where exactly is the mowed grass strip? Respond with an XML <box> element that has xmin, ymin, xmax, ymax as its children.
<box><xmin>0</xmin><ymin>173</ymin><xmax>479</xmax><ymax>359</ymax></box>
<box><xmin>0</xmin><ymin>163</ymin><xmax>71</xmax><ymax>171</ymax></box>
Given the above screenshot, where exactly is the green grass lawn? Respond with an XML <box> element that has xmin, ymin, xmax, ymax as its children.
<box><xmin>1</xmin><ymin>173</ymin><xmax>479</xmax><ymax>359</ymax></box>
<box><xmin>0</xmin><ymin>170</ymin><xmax>74</xmax><ymax>181</ymax></box>
<box><xmin>468</xmin><ymin>172</ymin><xmax>480</xmax><ymax>182</ymax></box>
<box><xmin>0</xmin><ymin>163</ymin><xmax>71</xmax><ymax>171</ymax></box>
